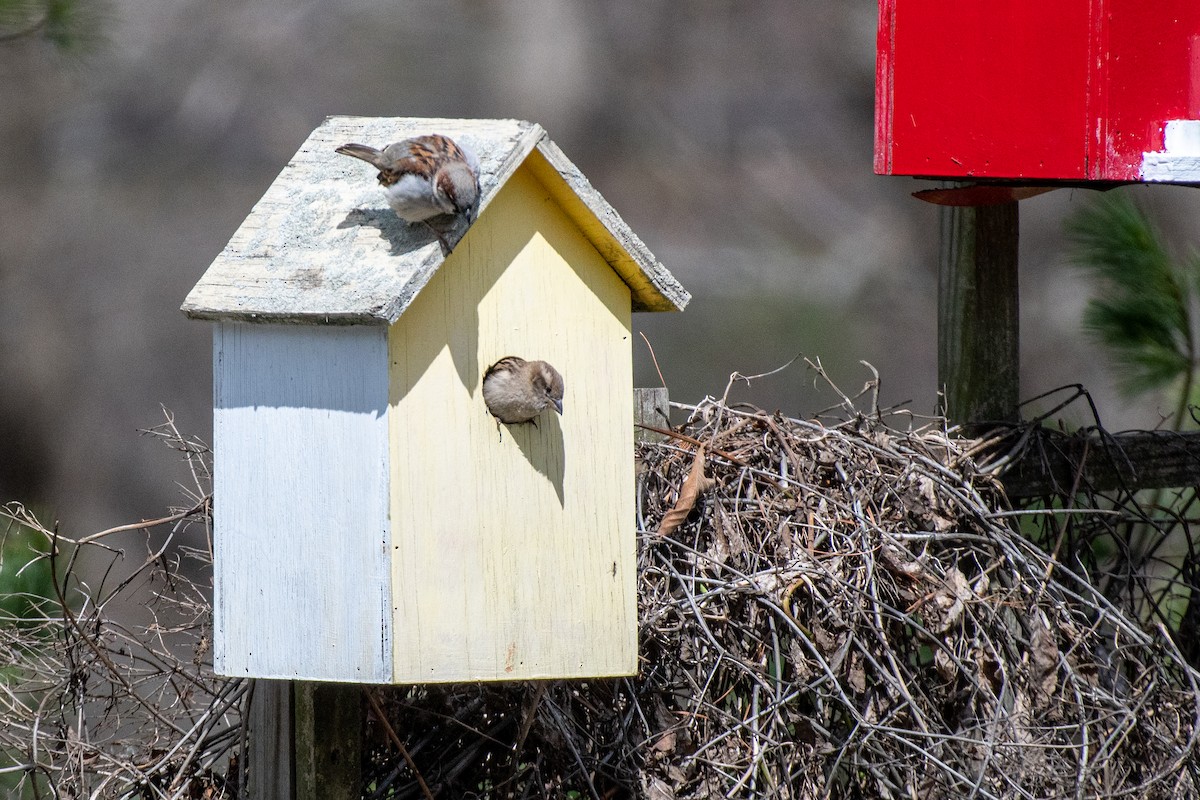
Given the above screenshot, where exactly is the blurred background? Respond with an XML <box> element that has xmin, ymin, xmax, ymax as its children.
<box><xmin>3</xmin><ymin>0</ymin><xmax>1200</xmax><ymax>533</ymax></box>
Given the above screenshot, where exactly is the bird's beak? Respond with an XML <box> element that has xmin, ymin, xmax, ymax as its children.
<box><xmin>552</xmin><ymin>397</ymin><xmax>564</xmax><ymax>415</ymax></box>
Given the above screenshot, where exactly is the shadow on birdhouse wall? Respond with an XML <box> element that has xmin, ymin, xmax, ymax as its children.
<box><xmin>218</xmin><ymin>324</ymin><xmax>387</xmax><ymax>420</ymax></box>
<box><xmin>507</xmin><ymin>415</ymin><xmax>565</xmax><ymax>506</ymax></box>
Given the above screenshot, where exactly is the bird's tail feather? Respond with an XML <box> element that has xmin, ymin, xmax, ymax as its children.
<box><xmin>334</xmin><ymin>143</ymin><xmax>386</xmax><ymax>169</ymax></box>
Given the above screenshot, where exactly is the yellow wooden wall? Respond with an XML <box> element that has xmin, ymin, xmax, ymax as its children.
<box><xmin>387</xmin><ymin>165</ymin><xmax>636</xmax><ymax>682</ymax></box>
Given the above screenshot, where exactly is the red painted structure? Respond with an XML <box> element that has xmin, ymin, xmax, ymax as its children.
<box><xmin>875</xmin><ymin>1</ymin><xmax>1200</xmax><ymax>183</ymax></box>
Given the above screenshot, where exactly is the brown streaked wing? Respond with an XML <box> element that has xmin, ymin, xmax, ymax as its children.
<box><xmin>375</xmin><ymin>135</ymin><xmax>465</xmax><ymax>187</ymax></box>
<box><xmin>484</xmin><ymin>356</ymin><xmax>527</xmax><ymax>380</ymax></box>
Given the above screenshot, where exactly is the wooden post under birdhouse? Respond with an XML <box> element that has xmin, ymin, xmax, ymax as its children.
<box><xmin>937</xmin><ymin>200</ymin><xmax>1020</xmax><ymax>425</ymax></box>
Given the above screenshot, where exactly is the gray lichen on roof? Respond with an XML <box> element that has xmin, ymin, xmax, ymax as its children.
<box><xmin>181</xmin><ymin>116</ymin><xmax>689</xmax><ymax>324</ymax></box>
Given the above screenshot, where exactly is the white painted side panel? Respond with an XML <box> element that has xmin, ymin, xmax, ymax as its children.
<box><xmin>213</xmin><ymin>323</ymin><xmax>391</xmax><ymax>682</ymax></box>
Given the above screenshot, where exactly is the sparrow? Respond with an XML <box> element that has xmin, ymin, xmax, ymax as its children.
<box><xmin>482</xmin><ymin>357</ymin><xmax>565</xmax><ymax>425</ymax></box>
<box><xmin>335</xmin><ymin>134</ymin><xmax>480</xmax><ymax>247</ymax></box>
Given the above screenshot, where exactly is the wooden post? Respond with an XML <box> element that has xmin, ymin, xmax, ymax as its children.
<box><xmin>245</xmin><ymin>680</ymin><xmax>362</xmax><ymax>800</ymax></box>
<box><xmin>634</xmin><ymin>387</ymin><xmax>670</xmax><ymax>443</ymax></box>
<box><xmin>294</xmin><ymin>683</ymin><xmax>362</xmax><ymax>800</ymax></box>
<box><xmin>1000</xmin><ymin>429</ymin><xmax>1200</xmax><ymax>496</ymax></box>
<box><xmin>938</xmin><ymin>200</ymin><xmax>1020</xmax><ymax>425</ymax></box>
<box><xmin>246</xmin><ymin>680</ymin><xmax>294</xmax><ymax>799</ymax></box>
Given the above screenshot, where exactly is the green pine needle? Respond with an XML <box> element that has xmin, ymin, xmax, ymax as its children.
<box><xmin>1067</xmin><ymin>192</ymin><xmax>1196</xmax><ymax>405</ymax></box>
<box><xmin>0</xmin><ymin>0</ymin><xmax>106</xmax><ymax>55</ymax></box>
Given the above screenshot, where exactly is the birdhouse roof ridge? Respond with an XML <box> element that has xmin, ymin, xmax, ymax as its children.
<box><xmin>181</xmin><ymin>116</ymin><xmax>689</xmax><ymax>324</ymax></box>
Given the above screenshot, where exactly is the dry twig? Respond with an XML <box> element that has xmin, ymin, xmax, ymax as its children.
<box><xmin>361</xmin><ymin>389</ymin><xmax>1200</xmax><ymax>798</ymax></box>
<box><xmin>3</xmin><ymin>392</ymin><xmax>1199</xmax><ymax>799</ymax></box>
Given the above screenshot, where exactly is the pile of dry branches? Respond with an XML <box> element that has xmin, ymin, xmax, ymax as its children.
<box><xmin>2</xmin><ymin>386</ymin><xmax>1200</xmax><ymax>799</ymax></box>
<box><xmin>0</xmin><ymin>416</ymin><xmax>236</xmax><ymax>799</ymax></box>
<box><xmin>627</xmin><ymin>394</ymin><xmax>1200</xmax><ymax>798</ymax></box>
<box><xmin>369</xmin><ymin>381</ymin><xmax>1200</xmax><ymax>798</ymax></box>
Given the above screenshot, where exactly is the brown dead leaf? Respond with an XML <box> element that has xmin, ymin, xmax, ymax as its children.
<box><xmin>880</xmin><ymin>542</ymin><xmax>925</xmax><ymax>583</ymax></box>
<box><xmin>811</xmin><ymin>622</ymin><xmax>838</xmax><ymax>656</ymax></box>
<box><xmin>643</xmin><ymin>775</ymin><xmax>677</xmax><ymax>800</ymax></box>
<box><xmin>788</xmin><ymin>638</ymin><xmax>813</xmax><ymax>683</ymax></box>
<box><xmin>652</xmin><ymin>729</ymin><xmax>678</xmax><ymax>754</ymax></box>
<box><xmin>710</xmin><ymin>503</ymin><xmax>731</xmax><ymax>563</ymax></box>
<box><xmin>847</xmin><ymin>651</ymin><xmax>866</xmax><ymax>694</ymax></box>
<box><xmin>932</xmin><ymin>567</ymin><xmax>971</xmax><ymax>633</ymax></box>
<box><xmin>656</xmin><ymin>445</ymin><xmax>715</xmax><ymax>537</ymax></box>
<box><xmin>934</xmin><ymin>647</ymin><xmax>958</xmax><ymax>682</ymax></box>
<box><xmin>915</xmin><ymin>475</ymin><xmax>956</xmax><ymax>531</ymax></box>
<box><xmin>1028</xmin><ymin>620</ymin><xmax>1059</xmax><ymax>699</ymax></box>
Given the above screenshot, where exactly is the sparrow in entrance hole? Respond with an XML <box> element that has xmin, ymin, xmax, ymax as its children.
<box><xmin>483</xmin><ymin>357</ymin><xmax>565</xmax><ymax>426</ymax></box>
<box><xmin>335</xmin><ymin>134</ymin><xmax>480</xmax><ymax>249</ymax></box>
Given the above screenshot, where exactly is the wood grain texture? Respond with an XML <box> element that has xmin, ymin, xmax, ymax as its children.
<box><xmin>999</xmin><ymin>428</ymin><xmax>1200</xmax><ymax>496</ymax></box>
<box><xmin>246</xmin><ymin>680</ymin><xmax>293</xmax><ymax>800</ymax></box>
<box><xmin>634</xmin><ymin>387</ymin><xmax>670</xmax><ymax>443</ymax></box>
<box><xmin>387</xmin><ymin>165</ymin><xmax>637</xmax><ymax>682</ymax></box>
<box><xmin>213</xmin><ymin>322</ymin><xmax>392</xmax><ymax>681</ymax></box>
<box><xmin>181</xmin><ymin>116</ymin><xmax>688</xmax><ymax>324</ymax></box>
<box><xmin>294</xmin><ymin>682</ymin><xmax>362</xmax><ymax>800</ymax></box>
<box><xmin>937</xmin><ymin>200</ymin><xmax>1020</xmax><ymax>425</ymax></box>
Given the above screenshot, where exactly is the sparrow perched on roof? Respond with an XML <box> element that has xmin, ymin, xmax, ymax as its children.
<box><xmin>483</xmin><ymin>357</ymin><xmax>565</xmax><ymax>425</ymax></box>
<box><xmin>335</xmin><ymin>134</ymin><xmax>480</xmax><ymax>247</ymax></box>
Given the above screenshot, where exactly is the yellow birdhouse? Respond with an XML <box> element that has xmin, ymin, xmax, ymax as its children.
<box><xmin>182</xmin><ymin>117</ymin><xmax>689</xmax><ymax>683</ymax></box>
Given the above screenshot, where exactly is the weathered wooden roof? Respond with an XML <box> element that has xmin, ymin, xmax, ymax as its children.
<box><xmin>182</xmin><ymin>116</ymin><xmax>689</xmax><ymax>324</ymax></box>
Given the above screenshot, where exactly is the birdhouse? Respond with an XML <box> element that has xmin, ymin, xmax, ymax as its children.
<box><xmin>181</xmin><ymin>117</ymin><xmax>689</xmax><ymax>684</ymax></box>
<box><xmin>875</xmin><ymin>1</ymin><xmax>1200</xmax><ymax>183</ymax></box>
